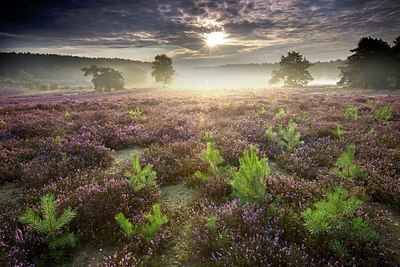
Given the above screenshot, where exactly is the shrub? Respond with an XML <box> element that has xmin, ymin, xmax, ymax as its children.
<box><xmin>124</xmin><ymin>155</ymin><xmax>157</xmax><ymax>191</ymax></box>
<box><xmin>344</xmin><ymin>106</ymin><xmax>359</xmax><ymax>120</ymax></box>
<box><xmin>265</xmin><ymin>121</ymin><xmax>304</xmax><ymax>152</ymax></box>
<box><xmin>56</xmin><ymin>175</ymin><xmax>160</xmax><ymax>243</ymax></box>
<box><xmin>301</xmin><ymin>188</ymin><xmax>390</xmax><ymax>265</ymax></box>
<box><xmin>115</xmin><ymin>203</ymin><xmax>167</xmax><ymax>243</ymax></box>
<box><xmin>194</xmin><ymin>142</ymin><xmax>224</xmax><ymax>182</ymax></box>
<box><xmin>228</xmin><ymin>146</ymin><xmax>270</xmax><ymax>203</ymax></box>
<box><xmin>375</xmin><ymin>106</ymin><xmax>393</xmax><ymax>121</ymax></box>
<box><xmin>18</xmin><ymin>194</ymin><xmax>77</xmax><ymax>257</ymax></box>
<box><xmin>332</xmin><ymin>144</ymin><xmax>364</xmax><ymax>181</ymax></box>
<box><xmin>128</xmin><ymin>108</ymin><xmax>147</xmax><ymax>123</ymax></box>
<box><xmin>190</xmin><ymin>200</ymin><xmax>310</xmax><ymax>265</ymax></box>
<box><xmin>275</xmin><ymin>107</ymin><xmax>286</xmax><ymax>117</ymax></box>
<box><xmin>257</xmin><ymin>107</ymin><xmax>268</xmax><ymax>117</ymax></box>
<box><xmin>142</xmin><ymin>140</ymin><xmax>203</xmax><ymax>185</ymax></box>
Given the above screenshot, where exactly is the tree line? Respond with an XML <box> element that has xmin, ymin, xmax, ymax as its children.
<box><xmin>270</xmin><ymin>35</ymin><xmax>400</xmax><ymax>89</ymax></box>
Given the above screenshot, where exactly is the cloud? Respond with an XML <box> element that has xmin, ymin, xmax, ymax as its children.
<box><xmin>1</xmin><ymin>0</ymin><xmax>399</xmax><ymax>64</ymax></box>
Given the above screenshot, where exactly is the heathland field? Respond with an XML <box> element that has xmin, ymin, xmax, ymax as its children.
<box><xmin>0</xmin><ymin>88</ymin><xmax>399</xmax><ymax>266</ymax></box>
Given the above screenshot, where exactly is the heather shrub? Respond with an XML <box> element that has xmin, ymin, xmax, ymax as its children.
<box><xmin>214</xmin><ymin>131</ymin><xmax>251</xmax><ymax>165</ymax></box>
<box><xmin>124</xmin><ymin>154</ymin><xmax>157</xmax><ymax>191</ymax></box>
<box><xmin>56</xmin><ymin>176</ymin><xmax>160</xmax><ymax>243</ymax></box>
<box><xmin>18</xmin><ymin>194</ymin><xmax>77</xmax><ymax>259</ymax></box>
<box><xmin>190</xmin><ymin>200</ymin><xmax>310</xmax><ymax>265</ymax></box>
<box><xmin>20</xmin><ymin>138</ymin><xmax>114</xmax><ymax>188</ymax></box>
<box><xmin>228</xmin><ymin>146</ymin><xmax>270</xmax><ymax>203</ymax></box>
<box><xmin>142</xmin><ymin>140</ymin><xmax>203</xmax><ymax>185</ymax></box>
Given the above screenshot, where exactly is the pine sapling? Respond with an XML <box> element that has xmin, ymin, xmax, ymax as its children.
<box><xmin>228</xmin><ymin>146</ymin><xmax>270</xmax><ymax>203</ymax></box>
<box><xmin>18</xmin><ymin>194</ymin><xmax>77</xmax><ymax>253</ymax></box>
<box><xmin>195</xmin><ymin>142</ymin><xmax>224</xmax><ymax>181</ymax></box>
<box><xmin>332</xmin><ymin>145</ymin><xmax>364</xmax><ymax>180</ymax></box>
<box><xmin>124</xmin><ymin>155</ymin><xmax>157</xmax><ymax>191</ymax></box>
<box><xmin>141</xmin><ymin>203</ymin><xmax>168</xmax><ymax>242</ymax></box>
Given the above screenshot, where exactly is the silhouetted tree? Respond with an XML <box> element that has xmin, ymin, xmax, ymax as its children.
<box><xmin>270</xmin><ymin>51</ymin><xmax>313</xmax><ymax>86</ymax></box>
<box><xmin>81</xmin><ymin>65</ymin><xmax>124</xmax><ymax>91</ymax></box>
<box><xmin>338</xmin><ymin>36</ymin><xmax>396</xmax><ymax>89</ymax></box>
<box><xmin>151</xmin><ymin>54</ymin><xmax>175</xmax><ymax>86</ymax></box>
<box><xmin>392</xmin><ymin>36</ymin><xmax>400</xmax><ymax>88</ymax></box>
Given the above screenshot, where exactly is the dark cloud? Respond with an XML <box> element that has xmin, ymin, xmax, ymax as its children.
<box><xmin>0</xmin><ymin>0</ymin><xmax>399</xmax><ymax>64</ymax></box>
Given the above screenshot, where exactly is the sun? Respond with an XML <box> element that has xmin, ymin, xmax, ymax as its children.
<box><xmin>205</xmin><ymin>31</ymin><xmax>226</xmax><ymax>47</ymax></box>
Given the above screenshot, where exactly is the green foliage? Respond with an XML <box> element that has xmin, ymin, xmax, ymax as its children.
<box><xmin>64</xmin><ymin>111</ymin><xmax>71</xmax><ymax>118</ymax></box>
<box><xmin>81</xmin><ymin>65</ymin><xmax>124</xmax><ymax>91</ymax></box>
<box><xmin>115</xmin><ymin>203</ymin><xmax>167</xmax><ymax>242</ymax></box>
<box><xmin>60</xmin><ymin>151</ymin><xmax>68</xmax><ymax>162</ymax></box>
<box><xmin>258</xmin><ymin>107</ymin><xmax>268</xmax><ymax>117</ymax></box>
<box><xmin>195</xmin><ymin>142</ymin><xmax>224</xmax><ymax>182</ymax></box>
<box><xmin>335</xmin><ymin>125</ymin><xmax>346</xmax><ymax>138</ymax></box>
<box><xmin>151</xmin><ymin>54</ymin><xmax>175</xmax><ymax>86</ymax></box>
<box><xmin>202</xmin><ymin>131</ymin><xmax>215</xmax><ymax>143</ymax></box>
<box><xmin>269</xmin><ymin>51</ymin><xmax>313</xmax><ymax>86</ymax></box>
<box><xmin>338</xmin><ymin>36</ymin><xmax>397</xmax><ymax>89</ymax></box>
<box><xmin>301</xmin><ymin>188</ymin><xmax>361</xmax><ymax>234</ymax></box>
<box><xmin>18</xmin><ymin>194</ymin><xmax>77</xmax><ymax>252</ymax></box>
<box><xmin>265</xmin><ymin>121</ymin><xmax>304</xmax><ymax>152</ymax></box>
<box><xmin>344</xmin><ymin>106</ymin><xmax>359</xmax><ymax>120</ymax></box>
<box><xmin>141</xmin><ymin>203</ymin><xmax>168</xmax><ymax>242</ymax></box>
<box><xmin>49</xmin><ymin>82</ymin><xmax>58</xmax><ymax>90</ymax></box>
<box><xmin>228</xmin><ymin>147</ymin><xmax>270</xmax><ymax>203</ymax></box>
<box><xmin>128</xmin><ymin>108</ymin><xmax>147</xmax><ymax>123</ymax></box>
<box><xmin>115</xmin><ymin>212</ymin><xmax>134</xmax><ymax>237</ymax></box>
<box><xmin>302</xmin><ymin>188</ymin><xmax>379</xmax><ymax>259</ymax></box>
<box><xmin>275</xmin><ymin>107</ymin><xmax>286</xmax><ymax>117</ymax></box>
<box><xmin>54</xmin><ymin>135</ymin><xmax>62</xmax><ymax>144</ymax></box>
<box><xmin>124</xmin><ymin>155</ymin><xmax>157</xmax><ymax>191</ymax></box>
<box><xmin>375</xmin><ymin>106</ymin><xmax>394</xmax><ymax>121</ymax></box>
<box><xmin>332</xmin><ymin>145</ymin><xmax>364</xmax><ymax>180</ymax></box>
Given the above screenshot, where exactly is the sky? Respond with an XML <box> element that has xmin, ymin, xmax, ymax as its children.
<box><xmin>0</xmin><ymin>0</ymin><xmax>399</xmax><ymax>66</ymax></box>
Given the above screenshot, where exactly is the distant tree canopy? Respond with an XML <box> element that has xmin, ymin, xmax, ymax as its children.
<box><xmin>270</xmin><ymin>51</ymin><xmax>313</xmax><ymax>86</ymax></box>
<box><xmin>0</xmin><ymin>52</ymin><xmax>148</xmax><ymax>84</ymax></box>
<box><xmin>151</xmin><ymin>54</ymin><xmax>175</xmax><ymax>86</ymax></box>
<box><xmin>81</xmin><ymin>65</ymin><xmax>124</xmax><ymax>91</ymax></box>
<box><xmin>338</xmin><ymin>36</ymin><xmax>400</xmax><ymax>89</ymax></box>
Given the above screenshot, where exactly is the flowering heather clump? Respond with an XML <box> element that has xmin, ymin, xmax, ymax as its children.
<box><xmin>190</xmin><ymin>200</ymin><xmax>310</xmax><ymax>266</ymax></box>
<box><xmin>56</xmin><ymin>175</ymin><xmax>160</xmax><ymax>243</ymax></box>
<box><xmin>142</xmin><ymin>140</ymin><xmax>203</xmax><ymax>185</ymax></box>
<box><xmin>19</xmin><ymin>137</ymin><xmax>114</xmax><ymax>188</ymax></box>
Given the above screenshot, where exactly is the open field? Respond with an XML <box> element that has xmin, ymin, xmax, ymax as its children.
<box><xmin>0</xmin><ymin>87</ymin><xmax>399</xmax><ymax>266</ymax></box>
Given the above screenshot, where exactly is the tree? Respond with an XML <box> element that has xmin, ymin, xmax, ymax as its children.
<box><xmin>151</xmin><ymin>54</ymin><xmax>175</xmax><ymax>86</ymax></box>
<box><xmin>81</xmin><ymin>65</ymin><xmax>124</xmax><ymax>91</ymax></box>
<box><xmin>269</xmin><ymin>51</ymin><xmax>313</xmax><ymax>86</ymax></box>
<box><xmin>338</xmin><ymin>36</ymin><xmax>396</xmax><ymax>89</ymax></box>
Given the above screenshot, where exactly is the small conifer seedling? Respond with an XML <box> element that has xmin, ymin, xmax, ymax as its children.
<box><xmin>228</xmin><ymin>146</ymin><xmax>270</xmax><ymax>203</ymax></box>
<box><xmin>18</xmin><ymin>194</ymin><xmax>77</xmax><ymax>254</ymax></box>
<box><xmin>124</xmin><ymin>155</ymin><xmax>157</xmax><ymax>191</ymax></box>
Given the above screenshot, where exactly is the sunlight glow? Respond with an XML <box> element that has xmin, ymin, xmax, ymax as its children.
<box><xmin>205</xmin><ymin>32</ymin><xmax>226</xmax><ymax>47</ymax></box>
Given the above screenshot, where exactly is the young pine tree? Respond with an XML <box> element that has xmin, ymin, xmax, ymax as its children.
<box><xmin>124</xmin><ymin>155</ymin><xmax>157</xmax><ymax>191</ymax></box>
<box><xmin>195</xmin><ymin>142</ymin><xmax>224</xmax><ymax>181</ymax></box>
<box><xmin>228</xmin><ymin>147</ymin><xmax>270</xmax><ymax>203</ymax></box>
<box><xmin>18</xmin><ymin>194</ymin><xmax>77</xmax><ymax>254</ymax></box>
